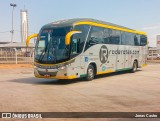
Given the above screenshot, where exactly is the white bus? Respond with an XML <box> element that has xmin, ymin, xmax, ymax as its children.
<box><xmin>26</xmin><ymin>18</ymin><xmax>147</xmax><ymax>80</ymax></box>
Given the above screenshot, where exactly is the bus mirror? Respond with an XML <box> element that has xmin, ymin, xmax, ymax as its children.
<box><xmin>65</xmin><ymin>31</ymin><xmax>82</xmax><ymax>45</ymax></box>
<box><xmin>26</xmin><ymin>33</ymin><xmax>38</xmax><ymax>47</ymax></box>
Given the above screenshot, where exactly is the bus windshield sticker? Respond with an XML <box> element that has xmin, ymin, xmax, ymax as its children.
<box><xmin>85</xmin><ymin>57</ymin><xmax>88</xmax><ymax>62</ymax></box>
<box><xmin>102</xmin><ymin>66</ymin><xmax>106</xmax><ymax>71</ymax></box>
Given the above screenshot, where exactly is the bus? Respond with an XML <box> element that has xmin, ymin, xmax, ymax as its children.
<box><xmin>26</xmin><ymin>18</ymin><xmax>147</xmax><ymax>80</ymax></box>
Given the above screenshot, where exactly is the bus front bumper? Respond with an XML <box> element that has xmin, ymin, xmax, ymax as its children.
<box><xmin>34</xmin><ymin>68</ymin><xmax>76</xmax><ymax>79</ymax></box>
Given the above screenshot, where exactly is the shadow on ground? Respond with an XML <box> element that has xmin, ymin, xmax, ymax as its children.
<box><xmin>9</xmin><ymin>70</ymin><xmax>142</xmax><ymax>85</ymax></box>
<box><xmin>95</xmin><ymin>70</ymin><xmax>142</xmax><ymax>79</ymax></box>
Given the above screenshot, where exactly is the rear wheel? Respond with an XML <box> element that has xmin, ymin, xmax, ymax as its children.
<box><xmin>86</xmin><ymin>64</ymin><xmax>95</xmax><ymax>81</ymax></box>
<box><xmin>131</xmin><ymin>61</ymin><xmax>138</xmax><ymax>73</ymax></box>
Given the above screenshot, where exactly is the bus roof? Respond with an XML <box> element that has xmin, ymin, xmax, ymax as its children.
<box><xmin>43</xmin><ymin>18</ymin><xmax>146</xmax><ymax>35</ymax></box>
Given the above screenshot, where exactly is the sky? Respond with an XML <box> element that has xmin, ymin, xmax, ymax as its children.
<box><xmin>0</xmin><ymin>0</ymin><xmax>160</xmax><ymax>47</ymax></box>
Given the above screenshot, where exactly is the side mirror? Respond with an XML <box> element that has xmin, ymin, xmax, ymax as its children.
<box><xmin>26</xmin><ymin>33</ymin><xmax>38</xmax><ymax>47</ymax></box>
<box><xmin>65</xmin><ymin>31</ymin><xmax>82</xmax><ymax>45</ymax></box>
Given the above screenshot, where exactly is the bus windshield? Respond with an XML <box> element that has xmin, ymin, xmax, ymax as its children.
<box><xmin>35</xmin><ymin>27</ymin><xmax>71</xmax><ymax>64</ymax></box>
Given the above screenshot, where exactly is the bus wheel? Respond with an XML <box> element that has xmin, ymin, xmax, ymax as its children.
<box><xmin>131</xmin><ymin>61</ymin><xmax>137</xmax><ymax>73</ymax></box>
<box><xmin>86</xmin><ymin>64</ymin><xmax>95</xmax><ymax>81</ymax></box>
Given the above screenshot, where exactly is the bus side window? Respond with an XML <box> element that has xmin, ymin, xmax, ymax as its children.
<box><xmin>121</xmin><ymin>32</ymin><xmax>126</xmax><ymax>45</ymax></box>
<box><xmin>109</xmin><ymin>30</ymin><xmax>121</xmax><ymax>45</ymax></box>
<box><xmin>88</xmin><ymin>26</ymin><xmax>104</xmax><ymax>46</ymax></box>
<box><xmin>125</xmin><ymin>33</ymin><xmax>134</xmax><ymax>45</ymax></box>
<box><xmin>140</xmin><ymin>35</ymin><xmax>147</xmax><ymax>46</ymax></box>
<box><xmin>134</xmin><ymin>34</ymin><xmax>140</xmax><ymax>46</ymax></box>
<box><xmin>71</xmin><ymin>32</ymin><xmax>82</xmax><ymax>57</ymax></box>
<box><xmin>74</xmin><ymin>25</ymin><xmax>89</xmax><ymax>52</ymax></box>
<box><xmin>103</xmin><ymin>29</ymin><xmax>110</xmax><ymax>44</ymax></box>
<box><xmin>71</xmin><ymin>38</ymin><xmax>79</xmax><ymax>54</ymax></box>
<box><xmin>115</xmin><ymin>31</ymin><xmax>121</xmax><ymax>44</ymax></box>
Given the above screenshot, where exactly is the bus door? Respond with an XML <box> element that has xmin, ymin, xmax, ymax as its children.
<box><xmin>139</xmin><ymin>46</ymin><xmax>146</xmax><ymax>65</ymax></box>
<box><xmin>139</xmin><ymin>35</ymin><xmax>147</xmax><ymax>65</ymax></box>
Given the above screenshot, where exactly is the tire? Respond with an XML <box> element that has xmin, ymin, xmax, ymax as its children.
<box><xmin>86</xmin><ymin>64</ymin><xmax>95</xmax><ymax>81</ymax></box>
<box><xmin>131</xmin><ymin>61</ymin><xmax>138</xmax><ymax>73</ymax></box>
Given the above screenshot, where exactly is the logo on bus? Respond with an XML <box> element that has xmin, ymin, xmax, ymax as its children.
<box><xmin>99</xmin><ymin>45</ymin><xmax>108</xmax><ymax>64</ymax></box>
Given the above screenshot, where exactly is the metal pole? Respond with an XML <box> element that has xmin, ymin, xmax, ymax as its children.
<box><xmin>32</xmin><ymin>51</ymin><xmax>34</xmax><ymax>63</ymax></box>
<box><xmin>15</xmin><ymin>50</ymin><xmax>17</xmax><ymax>64</ymax></box>
<box><xmin>13</xmin><ymin>48</ymin><xmax>17</xmax><ymax>64</ymax></box>
<box><xmin>11</xmin><ymin>7</ymin><xmax>14</xmax><ymax>43</ymax></box>
<box><xmin>152</xmin><ymin>50</ymin><xmax>153</xmax><ymax>60</ymax></box>
<box><xmin>10</xmin><ymin>3</ymin><xmax>17</xmax><ymax>43</ymax></box>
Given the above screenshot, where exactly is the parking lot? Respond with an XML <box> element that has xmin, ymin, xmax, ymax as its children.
<box><xmin>0</xmin><ymin>63</ymin><xmax>160</xmax><ymax>120</ymax></box>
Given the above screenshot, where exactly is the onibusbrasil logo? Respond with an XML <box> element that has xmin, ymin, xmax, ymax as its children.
<box><xmin>99</xmin><ymin>45</ymin><xmax>108</xmax><ymax>64</ymax></box>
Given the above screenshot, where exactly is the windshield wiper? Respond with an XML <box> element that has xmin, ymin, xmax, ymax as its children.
<box><xmin>39</xmin><ymin>37</ymin><xmax>57</xmax><ymax>63</ymax></box>
<box><xmin>38</xmin><ymin>41</ymin><xmax>50</xmax><ymax>62</ymax></box>
<box><xmin>46</xmin><ymin>38</ymin><xmax>57</xmax><ymax>63</ymax></box>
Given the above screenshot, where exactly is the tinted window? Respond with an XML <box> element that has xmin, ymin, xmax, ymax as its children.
<box><xmin>71</xmin><ymin>25</ymin><xmax>89</xmax><ymax>57</ymax></box>
<box><xmin>85</xmin><ymin>27</ymin><xmax>105</xmax><ymax>50</ymax></box>
<box><xmin>85</xmin><ymin>27</ymin><xmax>122</xmax><ymax>50</ymax></box>
<box><xmin>140</xmin><ymin>35</ymin><xmax>147</xmax><ymax>46</ymax></box>
<box><xmin>109</xmin><ymin>30</ymin><xmax>121</xmax><ymax>44</ymax></box>
<box><xmin>90</xmin><ymin>26</ymin><xmax>105</xmax><ymax>44</ymax></box>
<box><xmin>88</xmin><ymin>27</ymin><xmax>121</xmax><ymax>46</ymax></box>
<box><xmin>125</xmin><ymin>32</ymin><xmax>134</xmax><ymax>45</ymax></box>
<box><xmin>121</xmin><ymin>32</ymin><xmax>126</xmax><ymax>45</ymax></box>
<box><xmin>134</xmin><ymin>34</ymin><xmax>140</xmax><ymax>46</ymax></box>
<box><xmin>71</xmin><ymin>39</ymin><xmax>79</xmax><ymax>55</ymax></box>
<box><xmin>103</xmin><ymin>29</ymin><xmax>110</xmax><ymax>44</ymax></box>
<box><xmin>35</xmin><ymin>27</ymin><xmax>71</xmax><ymax>64</ymax></box>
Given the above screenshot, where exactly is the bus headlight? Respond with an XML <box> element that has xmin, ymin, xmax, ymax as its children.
<box><xmin>60</xmin><ymin>66</ymin><xmax>65</xmax><ymax>70</ymax></box>
<box><xmin>58</xmin><ymin>64</ymin><xmax>71</xmax><ymax>70</ymax></box>
<box><xmin>65</xmin><ymin>64</ymin><xmax>71</xmax><ymax>68</ymax></box>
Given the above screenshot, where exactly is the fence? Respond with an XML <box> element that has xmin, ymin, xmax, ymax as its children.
<box><xmin>0</xmin><ymin>48</ymin><xmax>34</xmax><ymax>64</ymax></box>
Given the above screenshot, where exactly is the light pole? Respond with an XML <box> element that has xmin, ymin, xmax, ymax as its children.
<box><xmin>10</xmin><ymin>3</ymin><xmax>17</xmax><ymax>43</ymax></box>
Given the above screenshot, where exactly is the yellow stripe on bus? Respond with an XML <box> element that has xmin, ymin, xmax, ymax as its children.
<box><xmin>56</xmin><ymin>75</ymin><xmax>77</xmax><ymax>79</ymax></box>
<box><xmin>74</xmin><ymin>21</ymin><xmax>146</xmax><ymax>35</ymax></box>
<box><xmin>97</xmin><ymin>70</ymin><xmax>114</xmax><ymax>75</ymax></box>
<box><xmin>142</xmin><ymin>64</ymin><xmax>147</xmax><ymax>67</ymax></box>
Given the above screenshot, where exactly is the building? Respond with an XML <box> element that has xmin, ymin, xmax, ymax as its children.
<box><xmin>148</xmin><ymin>47</ymin><xmax>160</xmax><ymax>60</ymax></box>
<box><xmin>20</xmin><ymin>9</ymin><xmax>28</xmax><ymax>43</ymax></box>
<box><xmin>0</xmin><ymin>42</ymin><xmax>34</xmax><ymax>48</ymax></box>
<box><xmin>0</xmin><ymin>42</ymin><xmax>35</xmax><ymax>64</ymax></box>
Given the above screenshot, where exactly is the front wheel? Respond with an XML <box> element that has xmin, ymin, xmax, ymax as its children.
<box><xmin>86</xmin><ymin>64</ymin><xmax>95</xmax><ymax>81</ymax></box>
<box><xmin>131</xmin><ymin>61</ymin><xmax>138</xmax><ymax>73</ymax></box>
